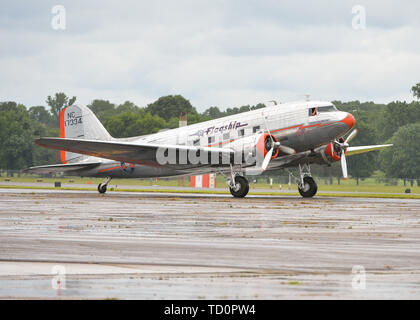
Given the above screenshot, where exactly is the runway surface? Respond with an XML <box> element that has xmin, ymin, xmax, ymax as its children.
<box><xmin>0</xmin><ymin>189</ymin><xmax>419</xmax><ymax>299</ymax></box>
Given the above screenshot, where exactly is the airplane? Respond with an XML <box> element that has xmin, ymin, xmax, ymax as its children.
<box><xmin>24</xmin><ymin>101</ymin><xmax>392</xmax><ymax>198</ymax></box>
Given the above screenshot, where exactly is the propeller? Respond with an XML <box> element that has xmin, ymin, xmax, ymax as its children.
<box><xmin>334</xmin><ymin>129</ymin><xmax>358</xmax><ymax>179</ymax></box>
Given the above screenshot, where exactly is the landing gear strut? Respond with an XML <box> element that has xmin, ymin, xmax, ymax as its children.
<box><xmin>97</xmin><ymin>177</ymin><xmax>112</xmax><ymax>194</ymax></box>
<box><xmin>288</xmin><ymin>164</ymin><xmax>318</xmax><ymax>198</ymax></box>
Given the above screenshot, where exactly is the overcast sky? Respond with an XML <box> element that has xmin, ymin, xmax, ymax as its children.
<box><xmin>1</xmin><ymin>0</ymin><xmax>419</xmax><ymax>111</ymax></box>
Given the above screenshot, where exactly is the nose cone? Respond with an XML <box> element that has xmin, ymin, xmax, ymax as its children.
<box><xmin>341</xmin><ymin>113</ymin><xmax>355</xmax><ymax>129</ymax></box>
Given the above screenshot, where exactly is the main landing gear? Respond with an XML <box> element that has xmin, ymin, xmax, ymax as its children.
<box><xmin>97</xmin><ymin>177</ymin><xmax>112</xmax><ymax>194</ymax></box>
<box><xmin>223</xmin><ymin>166</ymin><xmax>250</xmax><ymax>198</ymax></box>
<box><xmin>298</xmin><ymin>176</ymin><xmax>318</xmax><ymax>198</ymax></box>
<box><xmin>288</xmin><ymin>164</ymin><xmax>318</xmax><ymax>198</ymax></box>
<box><xmin>229</xmin><ymin>175</ymin><xmax>249</xmax><ymax>198</ymax></box>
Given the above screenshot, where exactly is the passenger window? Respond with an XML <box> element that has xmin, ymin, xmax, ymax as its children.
<box><xmin>208</xmin><ymin>136</ymin><xmax>215</xmax><ymax>144</ymax></box>
<box><xmin>238</xmin><ymin>129</ymin><xmax>245</xmax><ymax>137</ymax></box>
<box><xmin>193</xmin><ymin>139</ymin><xmax>200</xmax><ymax>146</ymax></box>
<box><xmin>223</xmin><ymin>132</ymin><xmax>230</xmax><ymax>140</ymax></box>
<box><xmin>253</xmin><ymin>126</ymin><xmax>260</xmax><ymax>133</ymax></box>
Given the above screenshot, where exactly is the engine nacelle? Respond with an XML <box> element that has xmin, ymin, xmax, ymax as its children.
<box><xmin>256</xmin><ymin>133</ymin><xmax>280</xmax><ymax>159</ymax></box>
<box><xmin>321</xmin><ymin>138</ymin><xmax>346</xmax><ymax>164</ymax></box>
<box><xmin>227</xmin><ymin>132</ymin><xmax>279</xmax><ymax>164</ymax></box>
<box><xmin>324</xmin><ymin>142</ymin><xmax>341</xmax><ymax>162</ymax></box>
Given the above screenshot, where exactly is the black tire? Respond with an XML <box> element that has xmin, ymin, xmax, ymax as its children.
<box><xmin>298</xmin><ymin>176</ymin><xmax>317</xmax><ymax>198</ymax></box>
<box><xmin>98</xmin><ymin>183</ymin><xmax>107</xmax><ymax>194</ymax></box>
<box><xmin>229</xmin><ymin>176</ymin><xmax>249</xmax><ymax>198</ymax></box>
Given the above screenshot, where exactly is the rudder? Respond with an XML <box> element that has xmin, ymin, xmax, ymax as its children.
<box><xmin>59</xmin><ymin>105</ymin><xmax>113</xmax><ymax>163</ymax></box>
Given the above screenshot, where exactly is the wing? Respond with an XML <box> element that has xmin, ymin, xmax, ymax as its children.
<box><xmin>346</xmin><ymin>144</ymin><xmax>393</xmax><ymax>156</ymax></box>
<box><xmin>35</xmin><ymin>137</ymin><xmax>234</xmax><ymax>169</ymax></box>
<box><xmin>23</xmin><ymin>162</ymin><xmax>101</xmax><ymax>174</ymax></box>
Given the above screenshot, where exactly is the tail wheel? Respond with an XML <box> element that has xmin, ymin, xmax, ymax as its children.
<box><xmin>298</xmin><ymin>176</ymin><xmax>318</xmax><ymax>198</ymax></box>
<box><xmin>229</xmin><ymin>176</ymin><xmax>249</xmax><ymax>198</ymax></box>
<box><xmin>98</xmin><ymin>183</ymin><xmax>107</xmax><ymax>194</ymax></box>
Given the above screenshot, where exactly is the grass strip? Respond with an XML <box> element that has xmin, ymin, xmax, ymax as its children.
<box><xmin>1</xmin><ymin>184</ymin><xmax>419</xmax><ymax>199</ymax></box>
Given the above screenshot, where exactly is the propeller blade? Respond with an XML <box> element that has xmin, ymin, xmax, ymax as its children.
<box><xmin>261</xmin><ymin>148</ymin><xmax>273</xmax><ymax>172</ymax></box>
<box><xmin>277</xmin><ymin>144</ymin><xmax>296</xmax><ymax>155</ymax></box>
<box><xmin>261</xmin><ymin>112</ymin><xmax>274</xmax><ymax>142</ymax></box>
<box><xmin>341</xmin><ymin>153</ymin><xmax>348</xmax><ymax>180</ymax></box>
<box><xmin>345</xmin><ymin>128</ymin><xmax>358</xmax><ymax>144</ymax></box>
<box><xmin>346</xmin><ymin>144</ymin><xmax>392</xmax><ymax>156</ymax></box>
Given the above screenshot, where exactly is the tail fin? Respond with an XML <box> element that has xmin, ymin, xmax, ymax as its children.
<box><xmin>59</xmin><ymin>105</ymin><xmax>113</xmax><ymax>164</ymax></box>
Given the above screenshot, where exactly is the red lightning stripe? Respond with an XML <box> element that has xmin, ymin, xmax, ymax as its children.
<box><xmin>98</xmin><ymin>166</ymin><xmax>120</xmax><ymax>173</ymax></box>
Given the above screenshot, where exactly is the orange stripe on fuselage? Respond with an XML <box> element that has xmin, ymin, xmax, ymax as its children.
<box><xmin>98</xmin><ymin>165</ymin><xmax>121</xmax><ymax>173</ymax></box>
<box><xmin>59</xmin><ymin>107</ymin><xmax>68</xmax><ymax>164</ymax></box>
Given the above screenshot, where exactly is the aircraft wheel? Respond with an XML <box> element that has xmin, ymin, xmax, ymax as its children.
<box><xmin>98</xmin><ymin>183</ymin><xmax>107</xmax><ymax>194</ymax></box>
<box><xmin>298</xmin><ymin>176</ymin><xmax>317</xmax><ymax>198</ymax></box>
<box><xmin>229</xmin><ymin>176</ymin><xmax>249</xmax><ymax>198</ymax></box>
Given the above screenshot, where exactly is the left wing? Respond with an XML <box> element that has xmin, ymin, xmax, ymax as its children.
<box><xmin>35</xmin><ymin>137</ymin><xmax>234</xmax><ymax>169</ymax></box>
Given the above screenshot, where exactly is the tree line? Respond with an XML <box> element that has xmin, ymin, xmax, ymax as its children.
<box><xmin>0</xmin><ymin>83</ymin><xmax>419</xmax><ymax>181</ymax></box>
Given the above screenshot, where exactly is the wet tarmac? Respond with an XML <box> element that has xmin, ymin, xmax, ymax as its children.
<box><xmin>0</xmin><ymin>189</ymin><xmax>419</xmax><ymax>299</ymax></box>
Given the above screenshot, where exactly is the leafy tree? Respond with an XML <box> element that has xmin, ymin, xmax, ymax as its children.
<box><xmin>146</xmin><ymin>95</ymin><xmax>197</xmax><ymax>121</ymax></box>
<box><xmin>186</xmin><ymin>112</ymin><xmax>212</xmax><ymax>125</ymax></box>
<box><xmin>116</xmin><ymin>101</ymin><xmax>139</xmax><ymax>114</ymax></box>
<box><xmin>103</xmin><ymin>109</ymin><xmax>166</xmax><ymax>138</ymax></box>
<box><xmin>0</xmin><ymin>102</ymin><xmax>61</xmax><ymax>170</ymax></box>
<box><xmin>46</xmin><ymin>92</ymin><xmax>76</xmax><ymax>124</ymax></box>
<box><xmin>411</xmin><ymin>83</ymin><xmax>420</xmax><ymax>100</ymax></box>
<box><xmin>379</xmin><ymin>123</ymin><xmax>420</xmax><ymax>180</ymax></box>
<box><xmin>0</xmin><ymin>102</ymin><xmax>36</xmax><ymax>170</ymax></box>
<box><xmin>376</xmin><ymin>101</ymin><xmax>420</xmax><ymax>141</ymax></box>
<box><xmin>165</xmin><ymin>117</ymin><xmax>179</xmax><ymax>129</ymax></box>
<box><xmin>28</xmin><ymin>106</ymin><xmax>53</xmax><ymax>126</ymax></box>
<box><xmin>203</xmin><ymin>106</ymin><xmax>224</xmax><ymax>119</ymax></box>
<box><xmin>87</xmin><ymin>100</ymin><xmax>116</xmax><ymax>122</ymax></box>
<box><xmin>203</xmin><ymin>103</ymin><xmax>265</xmax><ymax>119</ymax></box>
<box><xmin>251</xmin><ymin>103</ymin><xmax>266</xmax><ymax>111</ymax></box>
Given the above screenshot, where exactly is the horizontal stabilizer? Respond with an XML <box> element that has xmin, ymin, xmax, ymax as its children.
<box><xmin>23</xmin><ymin>162</ymin><xmax>101</xmax><ymax>174</ymax></box>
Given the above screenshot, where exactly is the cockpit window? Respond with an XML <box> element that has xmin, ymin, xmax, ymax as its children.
<box><xmin>318</xmin><ymin>105</ymin><xmax>337</xmax><ymax>113</ymax></box>
<box><xmin>309</xmin><ymin>104</ymin><xmax>337</xmax><ymax>116</ymax></box>
<box><xmin>309</xmin><ymin>107</ymin><xmax>318</xmax><ymax>116</ymax></box>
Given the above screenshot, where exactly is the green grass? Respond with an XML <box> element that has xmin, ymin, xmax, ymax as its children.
<box><xmin>2</xmin><ymin>175</ymin><xmax>180</xmax><ymax>186</ymax></box>
<box><xmin>2</xmin><ymin>174</ymin><xmax>419</xmax><ymax>199</ymax></box>
<box><xmin>1</xmin><ymin>184</ymin><xmax>420</xmax><ymax>199</ymax></box>
<box><xmin>3</xmin><ymin>174</ymin><xmax>419</xmax><ymax>192</ymax></box>
<box><xmin>249</xmin><ymin>178</ymin><xmax>420</xmax><ymax>194</ymax></box>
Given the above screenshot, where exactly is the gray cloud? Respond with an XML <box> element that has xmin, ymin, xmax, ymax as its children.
<box><xmin>0</xmin><ymin>0</ymin><xmax>419</xmax><ymax>111</ymax></box>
